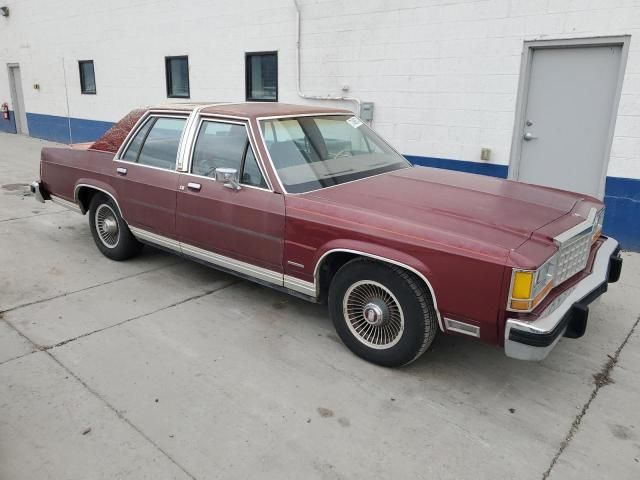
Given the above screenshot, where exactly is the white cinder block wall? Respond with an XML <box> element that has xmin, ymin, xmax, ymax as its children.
<box><xmin>0</xmin><ymin>0</ymin><xmax>638</xmax><ymax>178</ymax></box>
<box><xmin>1</xmin><ymin>0</ymin><xmax>639</xmax><ymax>247</ymax></box>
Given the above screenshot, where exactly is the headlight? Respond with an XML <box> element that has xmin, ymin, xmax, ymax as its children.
<box><xmin>508</xmin><ymin>254</ymin><xmax>556</xmax><ymax>312</ymax></box>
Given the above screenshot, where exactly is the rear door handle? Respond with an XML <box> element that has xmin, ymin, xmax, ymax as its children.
<box><xmin>116</xmin><ymin>167</ymin><xmax>127</xmax><ymax>175</ymax></box>
<box><xmin>187</xmin><ymin>182</ymin><xmax>201</xmax><ymax>191</ymax></box>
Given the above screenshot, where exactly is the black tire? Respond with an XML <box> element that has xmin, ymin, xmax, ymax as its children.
<box><xmin>328</xmin><ymin>258</ymin><xmax>437</xmax><ymax>367</ymax></box>
<box><xmin>88</xmin><ymin>193</ymin><xmax>142</xmax><ymax>261</ymax></box>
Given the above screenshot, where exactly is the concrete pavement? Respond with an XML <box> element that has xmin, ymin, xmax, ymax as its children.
<box><xmin>1</xmin><ymin>132</ymin><xmax>639</xmax><ymax>479</ymax></box>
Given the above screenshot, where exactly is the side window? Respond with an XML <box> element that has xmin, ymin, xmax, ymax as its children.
<box><xmin>242</xmin><ymin>147</ymin><xmax>267</xmax><ymax>188</ymax></box>
<box><xmin>122</xmin><ymin>117</ymin><xmax>186</xmax><ymax>170</ymax></box>
<box><xmin>122</xmin><ymin>118</ymin><xmax>155</xmax><ymax>163</ymax></box>
<box><xmin>191</xmin><ymin>121</ymin><xmax>267</xmax><ymax>188</ymax></box>
<box><xmin>192</xmin><ymin>121</ymin><xmax>248</xmax><ymax>177</ymax></box>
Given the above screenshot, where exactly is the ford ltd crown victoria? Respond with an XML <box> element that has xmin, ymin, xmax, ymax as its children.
<box><xmin>31</xmin><ymin>102</ymin><xmax>623</xmax><ymax>367</ymax></box>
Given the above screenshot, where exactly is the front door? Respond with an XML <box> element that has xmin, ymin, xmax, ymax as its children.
<box><xmin>7</xmin><ymin>64</ymin><xmax>28</xmax><ymax>135</ymax></box>
<box><xmin>177</xmin><ymin>118</ymin><xmax>285</xmax><ymax>279</ymax></box>
<box><xmin>513</xmin><ymin>41</ymin><xmax>625</xmax><ymax>198</ymax></box>
<box><xmin>114</xmin><ymin>114</ymin><xmax>187</xmax><ymax>239</ymax></box>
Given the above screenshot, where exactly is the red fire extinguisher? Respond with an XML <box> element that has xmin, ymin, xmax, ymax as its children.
<box><xmin>1</xmin><ymin>103</ymin><xmax>8</xmax><ymax>120</ymax></box>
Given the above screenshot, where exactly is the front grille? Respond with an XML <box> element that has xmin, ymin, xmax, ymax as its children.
<box><xmin>555</xmin><ymin>227</ymin><xmax>592</xmax><ymax>285</ymax></box>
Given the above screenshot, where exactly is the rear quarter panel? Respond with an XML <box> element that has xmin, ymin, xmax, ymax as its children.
<box><xmin>41</xmin><ymin>147</ymin><xmax>116</xmax><ymax>205</ymax></box>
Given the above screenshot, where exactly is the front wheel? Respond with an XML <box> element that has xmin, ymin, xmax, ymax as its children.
<box><xmin>88</xmin><ymin>193</ymin><xmax>142</xmax><ymax>261</ymax></box>
<box><xmin>328</xmin><ymin>259</ymin><xmax>438</xmax><ymax>367</ymax></box>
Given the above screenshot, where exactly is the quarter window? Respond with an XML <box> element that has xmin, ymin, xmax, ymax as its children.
<box><xmin>245</xmin><ymin>52</ymin><xmax>277</xmax><ymax>101</ymax></box>
<box><xmin>79</xmin><ymin>60</ymin><xmax>96</xmax><ymax>94</ymax></box>
<box><xmin>191</xmin><ymin>120</ymin><xmax>267</xmax><ymax>188</ymax></box>
<box><xmin>165</xmin><ymin>56</ymin><xmax>190</xmax><ymax>98</ymax></box>
<box><xmin>122</xmin><ymin>116</ymin><xmax>186</xmax><ymax>170</ymax></box>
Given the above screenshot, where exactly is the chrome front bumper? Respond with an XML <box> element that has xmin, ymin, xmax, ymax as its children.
<box><xmin>504</xmin><ymin>237</ymin><xmax>622</xmax><ymax>361</ymax></box>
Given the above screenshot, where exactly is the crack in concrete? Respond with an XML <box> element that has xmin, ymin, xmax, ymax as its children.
<box><xmin>46</xmin><ymin>351</ymin><xmax>199</xmax><ymax>480</ymax></box>
<box><xmin>0</xmin><ymin>280</ymin><xmax>241</xmax><ymax>480</ymax></box>
<box><xmin>45</xmin><ymin>280</ymin><xmax>240</xmax><ymax>350</ymax></box>
<box><xmin>0</xmin><ymin>260</ymin><xmax>182</xmax><ymax>314</ymax></box>
<box><xmin>0</xmin><ymin>209</ymin><xmax>68</xmax><ymax>223</ymax></box>
<box><xmin>542</xmin><ymin>314</ymin><xmax>640</xmax><ymax>479</ymax></box>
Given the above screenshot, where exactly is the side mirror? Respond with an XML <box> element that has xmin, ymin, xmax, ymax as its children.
<box><xmin>215</xmin><ymin>167</ymin><xmax>241</xmax><ymax>190</ymax></box>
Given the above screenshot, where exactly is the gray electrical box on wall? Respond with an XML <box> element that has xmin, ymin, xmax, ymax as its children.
<box><xmin>360</xmin><ymin>102</ymin><xmax>374</xmax><ymax>122</ymax></box>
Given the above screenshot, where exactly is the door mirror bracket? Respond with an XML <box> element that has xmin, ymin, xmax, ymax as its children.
<box><xmin>215</xmin><ymin>168</ymin><xmax>241</xmax><ymax>190</ymax></box>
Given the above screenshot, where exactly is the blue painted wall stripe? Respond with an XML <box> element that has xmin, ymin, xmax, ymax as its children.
<box><xmin>25</xmin><ymin>112</ymin><xmax>114</xmax><ymax>144</ymax></box>
<box><xmin>0</xmin><ymin>111</ymin><xmax>17</xmax><ymax>134</ymax></box>
<box><xmin>406</xmin><ymin>155</ymin><xmax>640</xmax><ymax>251</ymax></box>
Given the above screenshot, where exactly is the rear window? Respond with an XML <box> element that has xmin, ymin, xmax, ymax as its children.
<box><xmin>121</xmin><ymin>116</ymin><xmax>187</xmax><ymax>170</ymax></box>
<box><xmin>90</xmin><ymin>108</ymin><xmax>146</xmax><ymax>153</ymax></box>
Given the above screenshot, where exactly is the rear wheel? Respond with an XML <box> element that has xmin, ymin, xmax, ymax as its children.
<box><xmin>328</xmin><ymin>259</ymin><xmax>437</xmax><ymax>367</ymax></box>
<box><xmin>88</xmin><ymin>193</ymin><xmax>141</xmax><ymax>261</ymax></box>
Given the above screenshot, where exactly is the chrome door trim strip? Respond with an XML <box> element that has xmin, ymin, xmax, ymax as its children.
<box><xmin>50</xmin><ymin>194</ymin><xmax>82</xmax><ymax>214</ymax></box>
<box><xmin>313</xmin><ymin>248</ymin><xmax>443</xmax><ymax>331</ymax></box>
<box><xmin>180</xmin><ymin>243</ymin><xmax>282</xmax><ymax>286</ymax></box>
<box><xmin>129</xmin><ymin>226</ymin><xmax>181</xmax><ymax>251</ymax></box>
<box><xmin>128</xmin><ymin>226</ymin><xmax>289</xmax><ymax>289</ymax></box>
<box><xmin>284</xmin><ymin>275</ymin><xmax>316</xmax><ymax>296</ymax></box>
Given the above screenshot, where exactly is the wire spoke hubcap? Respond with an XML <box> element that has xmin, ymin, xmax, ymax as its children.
<box><xmin>95</xmin><ymin>204</ymin><xmax>120</xmax><ymax>248</ymax></box>
<box><xmin>343</xmin><ymin>280</ymin><xmax>404</xmax><ymax>349</ymax></box>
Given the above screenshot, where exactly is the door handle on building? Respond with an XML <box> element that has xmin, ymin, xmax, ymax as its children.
<box><xmin>523</xmin><ymin>132</ymin><xmax>538</xmax><ymax>141</ymax></box>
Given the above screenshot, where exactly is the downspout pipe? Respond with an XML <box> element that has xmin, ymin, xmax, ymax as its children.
<box><xmin>293</xmin><ymin>0</ymin><xmax>361</xmax><ymax>115</ymax></box>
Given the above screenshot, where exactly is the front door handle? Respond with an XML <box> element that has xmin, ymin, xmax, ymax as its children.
<box><xmin>523</xmin><ymin>132</ymin><xmax>538</xmax><ymax>141</ymax></box>
<box><xmin>187</xmin><ymin>182</ymin><xmax>201</xmax><ymax>191</ymax></box>
<box><xmin>116</xmin><ymin>167</ymin><xmax>127</xmax><ymax>175</ymax></box>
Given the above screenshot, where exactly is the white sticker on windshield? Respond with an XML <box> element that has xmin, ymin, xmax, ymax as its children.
<box><xmin>346</xmin><ymin>116</ymin><xmax>363</xmax><ymax>128</ymax></box>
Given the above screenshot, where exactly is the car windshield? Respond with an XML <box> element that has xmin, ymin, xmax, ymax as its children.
<box><xmin>260</xmin><ymin>115</ymin><xmax>411</xmax><ymax>193</ymax></box>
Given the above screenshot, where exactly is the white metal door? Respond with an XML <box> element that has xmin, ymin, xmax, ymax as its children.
<box><xmin>8</xmin><ymin>64</ymin><xmax>28</xmax><ymax>135</ymax></box>
<box><xmin>513</xmin><ymin>43</ymin><xmax>624</xmax><ymax>198</ymax></box>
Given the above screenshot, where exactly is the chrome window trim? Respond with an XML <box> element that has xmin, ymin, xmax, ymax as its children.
<box><xmin>113</xmin><ymin>158</ymin><xmax>181</xmax><ymax>174</ymax></box>
<box><xmin>115</xmin><ymin>112</ymin><xmax>190</xmax><ymax>172</ymax></box>
<box><xmin>73</xmin><ymin>184</ymin><xmax>125</xmax><ymax>218</ymax></box>
<box><xmin>185</xmin><ymin>116</ymin><xmax>273</xmax><ymax>191</ymax></box>
<box><xmin>312</xmin><ymin>248</ymin><xmax>444</xmax><ymax>332</ymax></box>
<box><xmin>255</xmin><ymin>113</ymin><xmax>411</xmax><ymax>195</ymax></box>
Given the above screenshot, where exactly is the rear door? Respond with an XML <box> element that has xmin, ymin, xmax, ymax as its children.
<box><xmin>176</xmin><ymin>117</ymin><xmax>285</xmax><ymax>278</ymax></box>
<box><xmin>114</xmin><ymin>114</ymin><xmax>187</xmax><ymax>239</ymax></box>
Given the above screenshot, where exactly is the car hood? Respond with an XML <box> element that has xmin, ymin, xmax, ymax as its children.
<box><xmin>299</xmin><ymin>166</ymin><xmax>592</xmax><ymax>254</ymax></box>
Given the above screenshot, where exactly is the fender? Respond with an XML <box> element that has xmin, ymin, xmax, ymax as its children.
<box><xmin>74</xmin><ymin>180</ymin><xmax>124</xmax><ymax>219</ymax></box>
<box><xmin>312</xmin><ymin>239</ymin><xmax>443</xmax><ymax>331</ymax></box>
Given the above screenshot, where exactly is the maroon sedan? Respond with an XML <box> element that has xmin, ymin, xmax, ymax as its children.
<box><xmin>31</xmin><ymin>102</ymin><xmax>623</xmax><ymax>367</ymax></box>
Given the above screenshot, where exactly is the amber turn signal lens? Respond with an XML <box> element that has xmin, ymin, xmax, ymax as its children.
<box><xmin>510</xmin><ymin>299</ymin><xmax>531</xmax><ymax>310</ymax></box>
<box><xmin>512</xmin><ymin>271</ymin><xmax>533</xmax><ymax>299</ymax></box>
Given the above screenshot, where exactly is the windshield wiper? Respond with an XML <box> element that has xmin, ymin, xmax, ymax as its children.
<box><xmin>322</xmin><ymin>168</ymin><xmax>354</xmax><ymax>177</ymax></box>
